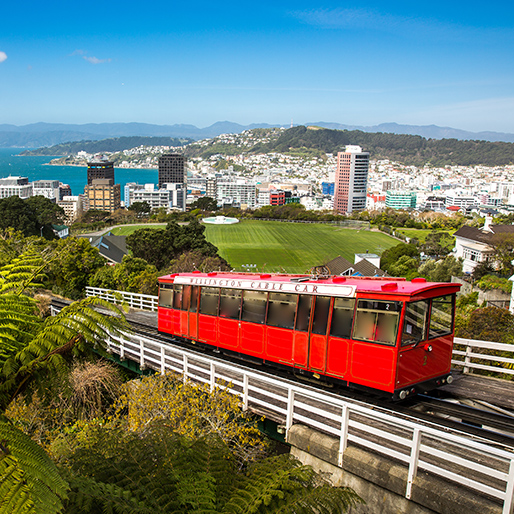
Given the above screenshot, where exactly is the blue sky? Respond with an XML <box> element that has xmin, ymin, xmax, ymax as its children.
<box><xmin>1</xmin><ymin>0</ymin><xmax>513</xmax><ymax>133</ymax></box>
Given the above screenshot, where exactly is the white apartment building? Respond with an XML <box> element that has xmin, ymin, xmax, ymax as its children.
<box><xmin>32</xmin><ymin>180</ymin><xmax>60</xmax><ymax>200</ymax></box>
<box><xmin>216</xmin><ymin>179</ymin><xmax>257</xmax><ymax>209</ymax></box>
<box><xmin>0</xmin><ymin>176</ymin><xmax>32</xmax><ymax>199</ymax></box>
<box><xmin>445</xmin><ymin>193</ymin><xmax>477</xmax><ymax>210</ymax></box>
<box><xmin>125</xmin><ymin>183</ymin><xmax>185</xmax><ymax>211</ymax></box>
<box><xmin>58</xmin><ymin>195</ymin><xmax>85</xmax><ymax>224</ymax></box>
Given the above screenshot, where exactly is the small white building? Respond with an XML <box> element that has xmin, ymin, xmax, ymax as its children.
<box><xmin>453</xmin><ymin>217</ymin><xmax>514</xmax><ymax>273</ymax></box>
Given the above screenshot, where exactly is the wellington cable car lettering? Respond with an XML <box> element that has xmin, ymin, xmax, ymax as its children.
<box><xmin>174</xmin><ymin>276</ymin><xmax>356</xmax><ymax>297</ymax></box>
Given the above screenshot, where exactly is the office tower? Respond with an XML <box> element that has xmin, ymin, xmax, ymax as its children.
<box><xmin>84</xmin><ymin>180</ymin><xmax>121</xmax><ymax>213</ymax></box>
<box><xmin>334</xmin><ymin>145</ymin><xmax>369</xmax><ymax>214</ymax></box>
<box><xmin>158</xmin><ymin>153</ymin><xmax>185</xmax><ymax>188</ymax></box>
<box><xmin>87</xmin><ymin>156</ymin><xmax>115</xmax><ymax>185</ymax></box>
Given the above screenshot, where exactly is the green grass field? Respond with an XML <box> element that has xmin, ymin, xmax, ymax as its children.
<box><xmin>396</xmin><ymin>228</ymin><xmax>454</xmax><ymax>243</ymax></box>
<box><xmin>109</xmin><ymin>224</ymin><xmax>167</xmax><ymax>236</ymax></box>
<box><xmin>203</xmin><ymin>220</ymin><xmax>397</xmax><ymax>273</ymax></box>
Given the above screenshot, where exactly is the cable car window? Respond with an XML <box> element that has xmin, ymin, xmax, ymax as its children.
<box><xmin>295</xmin><ymin>294</ymin><xmax>312</xmax><ymax>332</ymax></box>
<box><xmin>429</xmin><ymin>295</ymin><xmax>454</xmax><ymax>338</ymax></box>
<box><xmin>199</xmin><ymin>287</ymin><xmax>219</xmax><ymax>316</ymax></box>
<box><xmin>158</xmin><ymin>288</ymin><xmax>173</xmax><ymax>308</ymax></box>
<box><xmin>189</xmin><ymin>286</ymin><xmax>199</xmax><ymax>313</ymax></box>
<box><xmin>402</xmin><ymin>300</ymin><xmax>429</xmax><ymax>346</ymax></box>
<box><xmin>182</xmin><ymin>285</ymin><xmax>191</xmax><ymax>311</ymax></box>
<box><xmin>241</xmin><ymin>290</ymin><xmax>267</xmax><ymax>324</ymax></box>
<box><xmin>219</xmin><ymin>288</ymin><xmax>242</xmax><ymax>320</ymax></box>
<box><xmin>173</xmin><ymin>285</ymin><xmax>183</xmax><ymax>310</ymax></box>
<box><xmin>267</xmin><ymin>293</ymin><xmax>297</xmax><ymax>329</ymax></box>
<box><xmin>352</xmin><ymin>300</ymin><xmax>401</xmax><ymax>346</ymax></box>
<box><xmin>311</xmin><ymin>296</ymin><xmax>331</xmax><ymax>335</ymax></box>
<box><xmin>330</xmin><ymin>298</ymin><xmax>355</xmax><ymax>338</ymax></box>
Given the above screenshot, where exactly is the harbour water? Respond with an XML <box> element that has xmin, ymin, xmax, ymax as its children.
<box><xmin>0</xmin><ymin>148</ymin><xmax>158</xmax><ymax>199</ymax></box>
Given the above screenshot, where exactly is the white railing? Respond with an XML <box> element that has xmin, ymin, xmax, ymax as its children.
<box><xmin>453</xmin><ymin>337</ymin><xmax>514</xmax><ymax>376</ymax></box>
<box><xmin>103</xmin><ymin>329</ymin><xmax>514</xmax><ymax>514</ymax></box>
<box><xmin>84</xmin><ymin>288</ymin><xmax>514</xmax><ymax>379</ymax></box>
<box><xmin>85</xmin><ymin>286</ymin><xmax>158</xmax><ymax>312</ymax></box>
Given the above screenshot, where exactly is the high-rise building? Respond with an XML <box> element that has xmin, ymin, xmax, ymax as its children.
<box><xmin>334</xmin><ymin>146</ymin><xmax>369</xmax><ymax>214</ymax></box>
<box><xmin>87</xmin><ymin>156</ymin><xmax>114</xmax><ymax>185</ymax></box>
<box><xmin>158</xmin><ymin>154</ymin><xmax>186</xmax><ymax>211</ymax></box>
<box><xmin>32</xmin><ymin>180</ymin><xmax>60</xmax><ymax>200</ymax></box>
<box><xmin>84</xmin><ymin>179</ymin><xmax>121</xmax><ymax>213</ymax></box>
<box><xmin>158</xmin><ymin>154</ymin><xmax>185</xmax><ymax>188</ymax></box>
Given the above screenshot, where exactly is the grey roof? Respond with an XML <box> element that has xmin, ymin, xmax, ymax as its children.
<box><xmin>84</xmin><ymin>233</ymin><xmax>128</xmax><ymax>264</ymax></box>
<box><xmin>453</xmin><ymin>225</ymin><xmax>514</xmax><ymax>245</ymax></box>
<box><xmin>324</xmin><ymin>255</ymin><xmax>386</xmax><ymax>277</ymax></box>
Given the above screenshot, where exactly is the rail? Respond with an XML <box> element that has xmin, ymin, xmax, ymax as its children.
<box><xmin>85</xmin><ymin>287</ymin><xmax>514</xmax><ymax>379</ymax></box>
<box><xmin>70</xmin><ymin>320</ymin><xmax>514</xmax><ymax>514</ymax></box>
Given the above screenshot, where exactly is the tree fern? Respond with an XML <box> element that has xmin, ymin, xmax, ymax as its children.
<box><xmin>0</xmin><ymin>419</ymin><xmax>68</xmax><ymax>514</ymax></box>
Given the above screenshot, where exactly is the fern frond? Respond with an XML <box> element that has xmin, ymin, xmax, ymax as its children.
<box><xmin>0</xmin><ymin>419</ymin><xmax>68</xmax><ymax>514</ymax></box>
<box><xmin>0</xmin><ymin>251</ymin><xmax>47</xmax><ymax>295</ymax></box>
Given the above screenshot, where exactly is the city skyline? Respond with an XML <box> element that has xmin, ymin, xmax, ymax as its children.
<box><xmin>1</xmin><ymin>0</ymin><xmax>513</xmax><ymax>133</ymax></box>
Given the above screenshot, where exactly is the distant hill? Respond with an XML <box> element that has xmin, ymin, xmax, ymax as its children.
<box><xmin>248</xmin><ymin>126</ymin><xmax>514</xmax><ymax>167</ymax></box>
<box><xmin>308</xmin><ymin>122</ymin><xmax>514</xmax><ymax>144</ymax></box>
<box><xmin>2</xmin><ymin>120</ymin><xmax>514</xmax><ymax>149</ymax></box>
<box><xmin>19</xmin><ymin>136</ymin><xmax>194</xmax><ymax>156</ymax></box>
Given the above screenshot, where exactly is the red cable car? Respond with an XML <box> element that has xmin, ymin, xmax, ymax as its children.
<box><xmin>157</xmin><ymin>272</ymin><xmax>460</xmax><ymax>400</ymax></box>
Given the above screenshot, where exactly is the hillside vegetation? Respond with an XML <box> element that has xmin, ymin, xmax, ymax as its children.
<box><xmin>186</xmin><ymin>126</ymin><xmax>514</xmax><ymax>166</ymax></box>
<box><xmin>20</xmin><ymin>136</ymin><xmax>193</xmax><ymax>156</ymax></box>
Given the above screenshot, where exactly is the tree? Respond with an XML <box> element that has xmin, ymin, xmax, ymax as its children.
<box><xmin>58</xmin><ymin>424</ymin><xmax>362</xmax><ymax>514</ymax></box>
<box><xmin>190</xmin><ymin>196</ymin><xmax>217</xmax><ymax>212</ymax></box>
<box><xmin>491</xmin><ymin>233</ymin><xmax>514</xmax><ymax>276</ymax></box>
<box><xmin>25</xmin><ymin>195</ymin><xmax>65</xmax><ymax>239</ymax></box>
<box><xmin>166</xmin><ymin>250</ymin><xmax>231</xmax><ymax>274</ymax></box>
<box><xmin>380</xmin><ymin>243</ymin><xmax>420</xmax><ymax>275</ymax></box>
<box><xmin>420</xmin><ymin>231</ymin><xmax>454</xmax><ymax>259</ymax></box>
<box><xmin>128</xmin><ymin>201</ymin><xmax>151</xmax><ymax>216</ymax></box>
<box><xmin>0</xmin><ymin>196</ymin><xmax>39</xmax><ymax>237</ymax></box>
<box><xmin>418</xmin><ymin>255</ymin><xmax>463</xmax><ymax>282</ymax></box>
<box><xmin>127</xmin><ymin>220</ymin><xmax>222</xmax><ymax>270</ymax></box>
<box><xmin>456</xmin><ymin>306</ymin><xmax>514</xmax><ymax>344</ymax></box>
<box><xmin>0</xmin><ymin>250</ymin><xmax>128</xmax><ymax>514</ymax></box>
<box><xmin>48</xmin><ymin>237</ymin><xmax>106</xmax><ymax>299</ymax></box>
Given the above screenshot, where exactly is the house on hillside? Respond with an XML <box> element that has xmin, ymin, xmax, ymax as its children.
<box><xmin>324</xmin><ymin>254</ymin><xmax>387</xmax><ymax>277</ymax></box>
<box><xmin>453</xmin><ymin>217</ymin><xmax>514</xmax><ymax>274</ymax></box>
<box><xmin>83</xmin><ymin>232</ymin><xmax>128</xmax><ymax>264</ymax></box>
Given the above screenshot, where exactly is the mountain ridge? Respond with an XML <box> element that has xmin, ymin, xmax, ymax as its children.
<box><xmin>1</xmin><ymin>121</ymin><xmax>513</xmax><ymax>148</ymax></box>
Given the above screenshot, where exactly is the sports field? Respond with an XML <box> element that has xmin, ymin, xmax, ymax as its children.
<box><xmin>203</xmin><ymin>220</ymin><xmax>397</xmax><ymax>273</ymax></box>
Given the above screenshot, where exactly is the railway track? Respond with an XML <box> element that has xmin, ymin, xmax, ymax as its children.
<box><xmin>51</xmin><ymin>298</ymin><xmax>514</xmax><ymax>449</ymax></box>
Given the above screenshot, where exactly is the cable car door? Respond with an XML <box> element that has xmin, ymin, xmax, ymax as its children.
<box><xmin>308</xmin><ymin>296</ymin><xmax>331</xmax><ymax>372</ymax></box>
<box><xmin>188</xmin><ymin>286</ymin><xmax>199</xmax><ymax>339</ymax></box>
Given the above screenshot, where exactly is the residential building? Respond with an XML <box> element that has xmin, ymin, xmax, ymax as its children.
<box><xmin>270</xmin><ymin>190</ymin><xmax>286</xmax><ymax>206</ymax></box>
<box><xmin>385</xmin><ymin>190</ymin><xmax>417</xmax><ymax>210</ymax></box>
<box><xmin>32</xmin><ymin>180</ymin><xmax>60</xmax><ymax>200</ymax></box>
<box><xmin>85</xmin><ymin>232</ymin><xmax>128</xmax><ymax>264</ymax></box>
<box><xmin>58</xmin><ymin>195</ymin><xmax>86</xmax><ymax>223</ymax></box>
<box><xmin>453</xmin><ymin>218</ymin><xmax>514</xmax><ymax>273</ymax></box>
<box><xmin>216</xmin><ymin>179</ymin><xmax>256</xmax><ymax>209</ymax></box>
<box><xmin>0</xmin><ymin>176</ymin><xmax>32</xmax><ymax>199</ymax></box>
<box><xmin>334</xmin><ymin>145</ymin><xmax>369</xmax><ymax>214</ymax></box>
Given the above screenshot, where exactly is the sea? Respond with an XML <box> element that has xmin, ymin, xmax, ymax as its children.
<box><xmin>0</xmin><ymin>148</ymin><xmax>159</xmax><ymax>201</ymax></box>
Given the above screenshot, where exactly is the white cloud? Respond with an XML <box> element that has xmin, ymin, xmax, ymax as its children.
<box><xmin>83</xmin><ymin>55</ymin><xmax>111</xmax><ymax>64</ymax></box>
<box><xmin>0</xmin><ymin>51</ymin><xmax>7</xmax><ymax>63</ymax></box>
